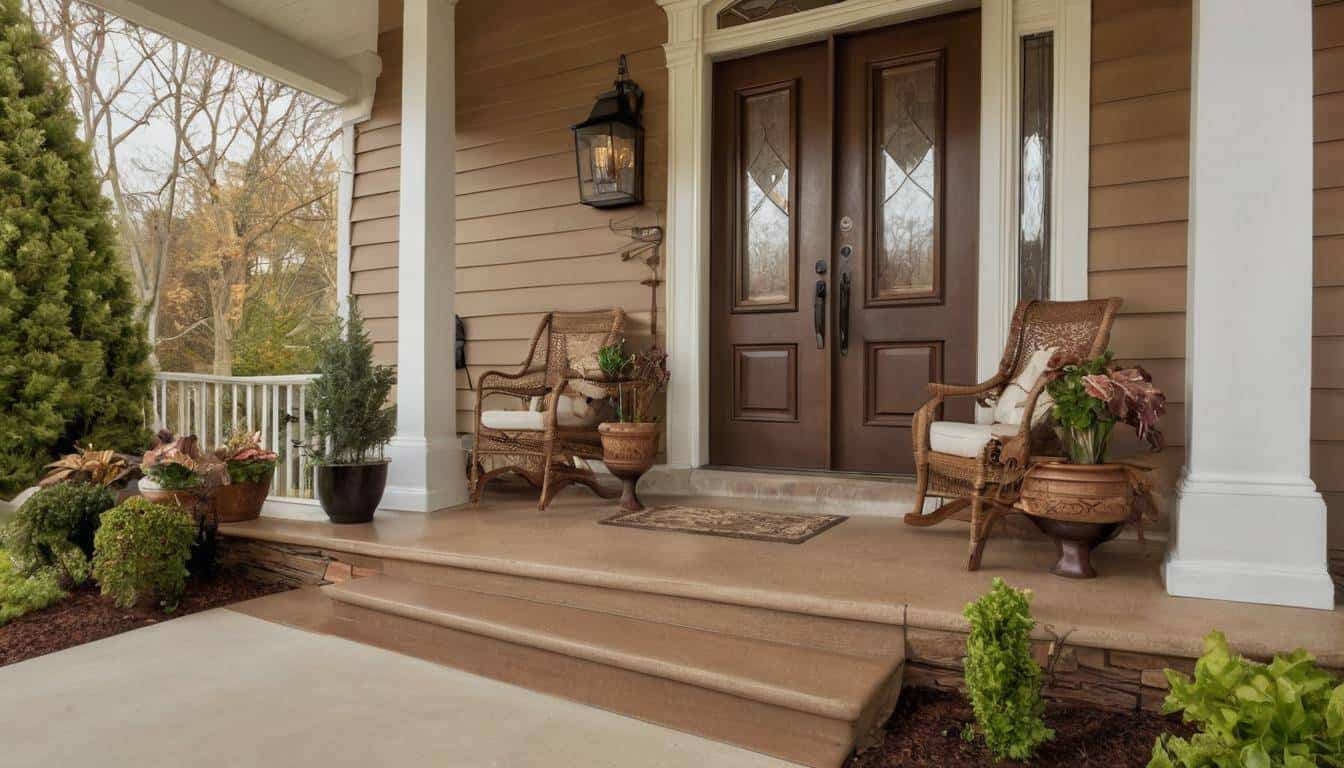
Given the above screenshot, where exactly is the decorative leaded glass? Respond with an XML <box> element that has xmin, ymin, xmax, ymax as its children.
<box><xmin>876</xmin><ymin>59</ymin><xmax>938</xmax><ymax>300</ymax></box>
<box><xmin>1019</xmin><ymin>32</ymin><xmax>1053</xmax><ymax>302</ymax></box>
<box><xmin>717</xmin><ymin>0</ymin><xmax>845</xmax><ymax>29</ymax></box>
<box><xmin>740</xmin><ymin>88</ymin><xmax>792</xmax><ymax>306</ymax></box>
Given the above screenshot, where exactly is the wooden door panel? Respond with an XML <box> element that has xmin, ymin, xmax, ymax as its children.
<box><xmin>710</xmin><ymin>43</ymin><xmax>830</xmax><ymax>469</ymax></box>
<box><xmin>833</xmin><ymin>11</ymin><xmax>980</xmax><ymax>474</ymax></box>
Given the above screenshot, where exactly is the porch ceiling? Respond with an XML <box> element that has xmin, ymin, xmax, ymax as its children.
<box><xmin>84</xmin><ymin>0</ymin><xmax>380</xmax><ymax>112</ymax></box>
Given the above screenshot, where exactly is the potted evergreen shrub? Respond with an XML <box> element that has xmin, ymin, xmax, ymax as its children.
<box><xmin>597</xmin><ymin>345</ymin><xmax>669</xmax><ymax>511</ymax></box>
<box><xmin>301</xmin><ymin>302</ymin><xmax>396</xmax><ymax>524</ymax></box>
<box><xmin>213</xmin><ymin>426</ymin><xmax>278</xmax><ymax>523</ymax></box>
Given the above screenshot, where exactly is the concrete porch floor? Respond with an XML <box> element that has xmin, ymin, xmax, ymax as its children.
<box><xmin>224</xmin><ymin>483</ymin><xmax>1344</xmax><ymax>667</ymax></box>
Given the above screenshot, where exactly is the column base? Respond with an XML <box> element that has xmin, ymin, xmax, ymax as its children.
<box><xmin>381</xmin><ymin>435</ymin><xmax>470</xmax><ymax>513</ymax></box>
<box><xmin>1163</xmin><ymin>473</ymin><xmax>1335</xmax><ymax>610</ymax></box>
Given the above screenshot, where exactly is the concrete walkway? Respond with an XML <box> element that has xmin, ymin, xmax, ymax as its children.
<box><xmin>0</xmin><ymin>609</ymin><xmax>798</xmax><ymax>768</ymax></box>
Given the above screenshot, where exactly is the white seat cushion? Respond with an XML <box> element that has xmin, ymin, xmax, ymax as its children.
<box><xmin>991</xmin><ymin>347</ymin><xmax>1058</xmax><ymax>427</ymax></box>
<box><xmin>480</xmin><ymin>395</ymin><xmax>607</xmax><ymax>431</ymax></box>
<box><xmin>929</xmin><ymin>421</ymin><xmax>1020</xmax><ymax>459</ymax></box>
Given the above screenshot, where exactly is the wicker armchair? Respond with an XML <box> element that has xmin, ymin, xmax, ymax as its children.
<box><xmin>904</xmin><ymin>298</ymin><xmax>1122</xmax><ymax>570</ymax></box>
<box><xmin>469</xmin><ymin>309</ymin><xmax>627</xmax><ymax>510</ymax></box>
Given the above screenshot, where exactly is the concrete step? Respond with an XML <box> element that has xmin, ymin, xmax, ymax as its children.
<box><xmin>379</xmin><ymin>559</ymin><xmax>905</xmax><ymax>659</ymax></box>
<box><xmin>325</xmin><ymin>575</ymin><xmax>904</xmax><ymax>767</ymax></box>
<box><xmin>638</xmin><ymin>467</ymin><xmax>919</xmax><ymax>517</ymax></box>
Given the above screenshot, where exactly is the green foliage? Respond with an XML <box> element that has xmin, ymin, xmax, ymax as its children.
<box><xmin>1148</xmin><ymin>631</ymin><xmax>1344</xmax><ymax>768</ymax></box>
<box><xmin>92</xmin><ymin>497</ymin><xmax>196</xmax><ymax>611</ymax></box>
<box><xmin>144</xmin><ymin>461</ymin><xmax>202</xmax><ymax>491</ymax></box>
<box><xmin>0</xmin><ymin>0</ymin><xmax>153</xmax><ymax>497</ymax></box>
<box><xmin>597</xmin><ymin>341</ymin><xmax>633</xmax><ymax>380</ymax></box>
<box><xmin>2</xmin><ymin>482</ymin><xmax>113</xmax><ymax>584</ymax></box>
<box><xmin>1046</xmin><ymin>352</ymin><xmax>1115</xmax><ymax>433</ymax></box>
<box><xmin>226</xmin><ymin>459</ymin><xmax>274</xmax><ymax>485</ymax></box>
<box><xmin>231</xmin><ymin>299</ymin><xmax>334</xmax><ymax>376</ymax></box>
<box><xmin>963</xmin><ymin>578</ymin><xmax>1054</xmax><ymax>762</ymax></box>
<box><xmin>303</xmin><ymin>300</ymin><xmax>395</xmax><ymax>465</ymax></box>
<box><xmin>0</xmin><ymin>547</ymin><xmax>66</xmax><ymax>625</ymax></box>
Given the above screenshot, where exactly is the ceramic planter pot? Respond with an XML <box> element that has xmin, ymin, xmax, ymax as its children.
<box><xmin>214</xmin><ymin>478</ymin><xmax>272</xmax><ymax>523</ymax></box>
<box><xmin>598</xmin><ymin>422</ymin><xmax>660</xmax><ymax>511</ymax></box>
<box><xmin>1018</xmin><ymin>462</ymin><xmax>1133</xmax><ymax>578</ymax></box>
<box><xmin>316</xmin><ymin>462</ymin><xmax>388</xmax><ymax>524</ymax></box>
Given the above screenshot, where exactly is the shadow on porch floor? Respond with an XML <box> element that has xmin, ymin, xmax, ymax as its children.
<box><xmin>222</xmin><ymin>483</ymin><xmax>1342</xmax><ymax>667</ymax></box>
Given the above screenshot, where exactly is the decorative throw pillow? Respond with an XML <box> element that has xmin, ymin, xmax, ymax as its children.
<box><xmin>991</xmin><ymin>347</ymin><xmax>1057</xmax><ymax>427</ymax></box>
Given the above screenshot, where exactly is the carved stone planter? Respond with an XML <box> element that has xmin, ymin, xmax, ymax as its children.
<box><xmin>1017</xmin><ymin>462</ymin><xmax>1134</xmax><ymax>578</ymax></box>
<box><xmin>598</xmin><ymin>422</ymin><xmax>660</xmax><ymax>511</ymax></box>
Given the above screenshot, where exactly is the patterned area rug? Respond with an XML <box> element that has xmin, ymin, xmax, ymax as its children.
<box><xmin>599</xmin><ymin>505</ymin><xmax>847</xmax><ymax>544</ymax></box>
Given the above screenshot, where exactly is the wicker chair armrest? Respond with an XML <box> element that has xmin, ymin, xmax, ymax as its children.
<box><xmin>475</xmin><ymin>370</ymin><xmax>548</xmax><ymax>405</ymax></box>
<box><xmin>926</xmin><ymin>373</ymin><xmax>1007</xmax><ymax>399</ymax></box>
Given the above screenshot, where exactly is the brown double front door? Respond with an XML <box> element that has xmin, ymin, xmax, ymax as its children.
<box><xmin>709</xmin><ymin>11</ymin><xmax>979</xmax><ymax>474</ymax></box>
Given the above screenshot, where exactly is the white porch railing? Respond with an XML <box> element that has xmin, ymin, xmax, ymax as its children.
<box><xmin>151</xmin><ymin>372</ymin><xmax>319</xmax><ymax>500</ymax></box>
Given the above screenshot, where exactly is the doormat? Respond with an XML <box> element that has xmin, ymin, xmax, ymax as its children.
<box><xmin>599</xmin><ymin>505</ymin><xmax>846</xmax><ymax>544</ymax></box>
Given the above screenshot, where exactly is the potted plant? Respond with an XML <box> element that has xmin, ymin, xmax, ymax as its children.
<box><xmin>138</xmin><ymin>431</ymin><xmax>223</xmax><ymax>573</ymax></box>
<box><xmin>597</xmin><ymin>345</ymin><xmax>669</xmax><ymax>511</ymax></box>
<box><xmin>300</xmin><ymin>301</ymin><xmax>396</xmax><ymax>524</ymax></box>
<box><xmin>213</xmin><ymin>426</ymin><xmax>278</xmax><ymax>523</ymax></box>
<box><xmin>1017</xmin><ymin>352</ymin><xmax>1167</xmax><ymax>577</ymax></box>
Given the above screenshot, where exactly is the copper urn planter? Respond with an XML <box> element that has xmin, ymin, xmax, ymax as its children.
<box><xmin>1017</xmin><ymin>462</ymin><xmax>1134</xmax><ymax>579</ymax></box>
<box><xmin>214</xmin><ymin>479</ymin><xmax>271</xmax><ymax>523</ymax></box>
<box><xmin>598</xmin><ymin>422</ymin><xmax>660</xmax><ymax>511</ymax></box>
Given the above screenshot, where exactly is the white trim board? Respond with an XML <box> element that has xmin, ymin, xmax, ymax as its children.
<box><xmin>657</xmin><ymin>0</ymin><xmax>1091</xmax><ymax>466</ymax></box>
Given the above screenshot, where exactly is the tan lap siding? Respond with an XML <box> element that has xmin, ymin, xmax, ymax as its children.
<box><xmin>453</xmin><ymin>0</ymin><xmax>668</xmax><ymax>428</ymax></box>
<box><xmin>1315</xmin><ymin>0</ymin><xmax>1344</xmax><ymax>589</ymax></box>
<box><xmin>1087</xmin><ymin>0</ymin><xmax>1191</xmax><ymax>492</ymax></box>
<box><xmin>353</xmin><ymin>0</ymin><xmax>668</xmax><ymax>429</ymax></box>
<box><xmin>351</xmin><ymin>22</ymin><xmax>403</xmax><ymax>368</ymax></box>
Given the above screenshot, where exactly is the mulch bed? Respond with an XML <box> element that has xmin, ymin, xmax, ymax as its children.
<box><xmin>849</xmin><ymin>686</ymin><xmax>1195</xmax><ymax>768</ymax></box>
<box><xmin>0</xmin><ymin>567</ymin><xmax>290</xmax><ymax>668</ymax></box>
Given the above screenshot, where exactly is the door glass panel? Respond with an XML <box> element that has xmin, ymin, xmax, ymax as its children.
<box><xmin>739</xmin><ymin>87</ymin><xmax>793</xmax><ymax>308</ymax></box>
<box><xmin>876</xmin><ymin>59</ymin><xmax>938</xmax><ymax>301</ymax></box>
<box><xmin>1018</xmin><ymin>32</ymin><xmax>1053</xmax><ymax>302</ymax></box>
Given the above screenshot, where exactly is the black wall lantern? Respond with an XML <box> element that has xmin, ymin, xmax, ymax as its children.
<box><xmin>572</xmin><ymin>54</ymin><xmax>644</xmax><ymax>208</ymax></box>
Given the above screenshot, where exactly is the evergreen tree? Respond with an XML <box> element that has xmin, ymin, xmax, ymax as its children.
<box><xmin>0</xmin><ymin>0</ymin><xmax>152</xmax><ymax>497</ymax></box>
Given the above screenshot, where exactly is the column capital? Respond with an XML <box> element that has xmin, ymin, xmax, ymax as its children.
<box><xmin>659</xmin><ymin>0</ymin><xmax>704</xmax><ymax>55</ymax></box>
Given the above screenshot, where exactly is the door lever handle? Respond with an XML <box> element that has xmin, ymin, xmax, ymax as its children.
<box><xmin>839</xmin><ymin>272</ymin><xmax>851</xmax><ymax>355</ymax></box>
<box><xmin>813</xmin><ymin>280</ymin><xmax>827</xmax><ymax>350</ymax></box>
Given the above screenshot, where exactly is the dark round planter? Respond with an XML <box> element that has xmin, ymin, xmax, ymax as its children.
<box><xmin>316</xmin><ymin>462</ymin><xmax>388</xmax><ymax>524</ymax></box>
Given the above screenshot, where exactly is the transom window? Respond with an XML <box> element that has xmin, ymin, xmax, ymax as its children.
<box><xmin>717</xmin><ymin>0</ymin><xmax>846</xmax><ymax>29</ymax></box>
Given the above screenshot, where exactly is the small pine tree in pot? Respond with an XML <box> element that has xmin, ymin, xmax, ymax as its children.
<box><xmin>301</xmin><ymin>301</ymin><xmax>396</xmax><ymax>523</ymax></box>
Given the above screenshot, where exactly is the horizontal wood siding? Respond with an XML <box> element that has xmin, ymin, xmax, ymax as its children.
<box><xmin>1088</xmin><ymin>0</ymin><xmax>1192</xmax><ymax>493</ymax></box>
<box><xmin>1314</xmin><ymin>0</ymin><xmax>1344</xmax><ymax>589</ymax></box>
<box><xmin>353</xmin><ymin>0</ymin><xmax>668</xmax><ymax>431</ymax></box>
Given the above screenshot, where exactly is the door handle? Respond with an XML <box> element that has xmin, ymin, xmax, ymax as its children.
<box><xmin>813</xmin><ymin>280</ymin><xmax>827</xmax><ymax>349</ymax></box>
<box><xmin>839</xmin><ymin>272</ymin><xmax>851</xmax><ymax>355</ymax></box>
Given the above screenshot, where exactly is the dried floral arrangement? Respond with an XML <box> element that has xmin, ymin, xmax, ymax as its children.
<box><xmin>40</xmin><ymin>445</ymin><xmax>136</xmax><ymax>489</ymax></box>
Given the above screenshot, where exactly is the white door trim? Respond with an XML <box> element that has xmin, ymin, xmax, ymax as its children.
<box><xmin>657</xmin><ymin>0</ymin><xmax>1089</xmax><ymax>467</ymax></box>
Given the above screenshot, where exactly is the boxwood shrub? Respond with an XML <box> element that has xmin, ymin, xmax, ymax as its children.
<box><xmin>2</xmin><ymin>483</ymin><xmax>115</xmax><ymax>584</ymax></box>
<box><xmin>92</xmin><ymin>498</ymin><xmax>196</xmax><ymax>611</ymax></box>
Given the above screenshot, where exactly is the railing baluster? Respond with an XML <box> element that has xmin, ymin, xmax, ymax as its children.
<box><xmin>176</xmin><ymin>381</ymin><xmax>186</xmax><ymax>436</ymax></box>
<box><xmin>298</xmin><ymin>384</ymin><xmax>307</xmax><ymax>497</ymax></box>
<box><xmin>213</xmin><ymin>383</ymin><xmax>222</xmax><ymax>447</ymax></box>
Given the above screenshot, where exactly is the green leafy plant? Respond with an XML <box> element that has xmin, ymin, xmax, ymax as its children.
<box><xmin>92</xmin><ymin>498</ymin><xmax>197</xmax><ymax>611</ymax></box>
<box><xmin>2</xmin><ymin>483</ymin><xmax>114</xmax><ymax>585</ymax></box>
<box><xmin>141</xmin><ymin>432</ymin><xmax>206</xmax><ymax>490</ymax></box>
<box><xmin>1045</xmin><ymin>351</ymin><xmax>1165</xmax><ymax>464</ymax></box>
<box><xmin>301</xmin><ymin>300</ymin><xmax>396</xmax><ymax>465</ymax></box>
<box><xmin>597</xmin><ymin>341</ymin><xmax>633</xmax><ymax>381</ymax></box>
<box><xmin>0</xmin><ymin>548</ymin><xmax>66</xmax><ymax>625</ymax></box>
<box><xmin>1148</xmin><ymin>631</ymin><xmax>1344</xmax><ymax>768</ymax></box>
<box><xmin>962</xmin><ymin>577</ymin><xmax>1054</xmax><ymax>762</ymax></box>
<box><xmin>217</xmin><ymin>425</ymin><xmax>278</xmax><ymax>485</ymax></box>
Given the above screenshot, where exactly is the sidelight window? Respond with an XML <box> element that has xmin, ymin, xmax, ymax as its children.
<box><xmin>1018</xmin><ymin>32</ymin><xmax>1053</xmax><ymax>302</ymax></box>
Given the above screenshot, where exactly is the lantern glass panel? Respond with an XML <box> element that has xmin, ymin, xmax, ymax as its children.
<box><xmin>575</xmin><ymin>121</ymin><xmax>641</xmax><ymax>207</ymax></box>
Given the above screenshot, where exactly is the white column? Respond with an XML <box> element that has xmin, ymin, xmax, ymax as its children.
<box><xmin>1163</xmin><ymin>0</ymin><xmax>1333</xmax><ymax>609</ymax></box>
<box><xmin>659</xmin><ymin>0</ymin><xmax>708</xmax><ymax>468</ymax></box>
<box><xmin>383</xmin><ymin>0</ymin><xmax>468</xmax><ymax>512</ymax></box>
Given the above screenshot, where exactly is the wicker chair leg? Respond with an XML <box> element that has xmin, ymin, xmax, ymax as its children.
<box><xmin>967</xmin><ymin>494</ymin><xmax>986</xmax><ymax>571</ymax></box>
<box><xmin>903</xmin><ymin>464</ymin><xmax>931</xmax><ymax>524</ymax></box>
